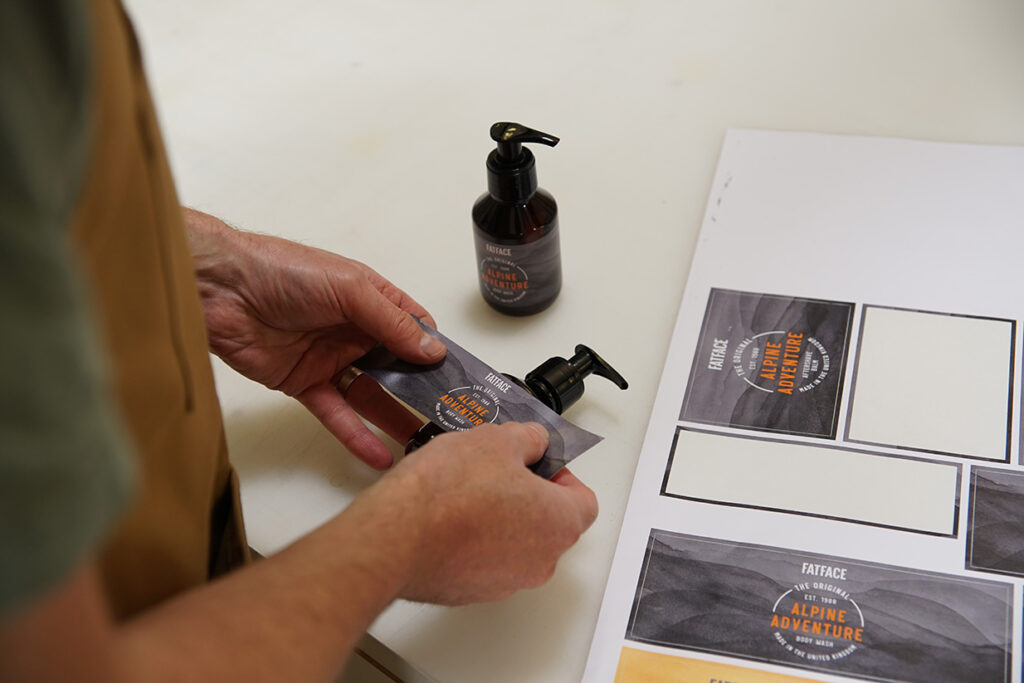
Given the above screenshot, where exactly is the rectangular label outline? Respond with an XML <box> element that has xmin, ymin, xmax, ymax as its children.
<box><xmin>843</xmin><ymin>304</ymin><xmax>1015</xmax><ymax>464</ymax></box>
<box><xmin>661</xmin><ymin>426</ymin><xmax>961</xmax><ymax>537</ymax></box>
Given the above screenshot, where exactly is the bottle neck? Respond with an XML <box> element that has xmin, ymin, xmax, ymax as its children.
<box><xmin>487</xmin><ymin>149</ymin><xmax>537</xmax><ymax>203</ymax></box>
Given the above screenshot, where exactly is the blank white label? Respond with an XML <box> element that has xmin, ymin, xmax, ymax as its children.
<box><xmin>847</xmin><ymin>307</ymin><xmax>1012</xmax><ymax>461</ymax></box>
<box><xmin>665</xmin><ymin>429</ymin><xmax>958</xmax><ymax>534</ymax></box>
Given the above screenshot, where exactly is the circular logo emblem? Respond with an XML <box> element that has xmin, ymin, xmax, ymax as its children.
<box><xmin>732</xmin><ymin>331</ymin><xmax>831</xmax><ymax>395</ymax></box>
<box><xmin>479</xmin><ymin>257</ymin><xmax>529</xmax><ymax>303</ymax></box>
<box><xmin>434</xmin><ymin>384</ymin><xmax>501</xmax><ymax>431</ymax></box>
<box><xmin>770</xmin><ymin>583</ymin><xmax>865</xmax><ymax>663</ymax></box>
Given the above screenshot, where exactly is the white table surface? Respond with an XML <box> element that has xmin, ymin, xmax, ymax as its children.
<box><xmin>123</xmin><ymin>1</ymin><xmax>1024</xmax><ymax>680</ymax></box>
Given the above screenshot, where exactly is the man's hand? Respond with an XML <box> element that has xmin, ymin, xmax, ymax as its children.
<box><xmin>184</xmin><ymin>209</ymin><xmax>443</xmax><ymax>469</ymax></box>
<box><xmin>350</xmin><ymin>422</ymin><xmax>600</xmax><ymax>605</ymax></box>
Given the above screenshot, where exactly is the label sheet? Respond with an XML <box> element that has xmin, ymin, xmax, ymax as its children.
<box><xmin>584</xmin><ymin>130</ymin><xmax>1024</xmax><ymax>683</ymax></box>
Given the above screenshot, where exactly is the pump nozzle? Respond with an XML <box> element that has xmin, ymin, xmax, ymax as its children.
<box><xmin>520</xmin><ymin>344</ymin><xmax>628</xmax><ymax>415</ymax></box>
<box><xmin>570</xmin><ymin>345</ymin><xmax>629</xmax><ymax>390</ymax></box>
<box><xmin>490</xmin><ymin>122</ymin><xmax>559</xmax><ymax>163</ymax></box>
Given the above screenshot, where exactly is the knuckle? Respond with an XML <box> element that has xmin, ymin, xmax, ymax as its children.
<box><xmin>551</xmin><ymin>517</ymin><xmax>584</xmax><ymax>549</ymax></box>
<box><xmin>557</xmin><ymin>527</ymin><xmax>581</xmax><ymax>551</ymax></box>
<box><xmin>330</xmin><ymin>268</ymin><xmax>361</xmax><ymax>300</ymax></box>
<box><xmin>492</xmin><ymin>587</ymin><xmax>515</xmax><ymax>602</ymax></box>
<box><xmin>582</xmin><ymin>492</ymin><xmax>599</xmax><ymax>526</ymax></box>
<box><xmin>384</xmin><ymin>311</ymin><xmax>416</xmax><ymax>342</ymax></box>
<box><xmin>523</xmin><ymin>563</ymin><xmax>556</xmax><ymax>590</ymax></box>
<box><xmin>500</xmin><ymin>421</ymin><xmax>546</xmax><ymax>452</ymax></box>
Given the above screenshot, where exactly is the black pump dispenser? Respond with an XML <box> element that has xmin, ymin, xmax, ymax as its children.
<box><xmin>404</xmin><ymin>344</ymin><xmax>628</xmax><ymax>453</ymax></box>
<box><xmin>512</xmin><ymin>345</ymin><xmax>628</xmax><ymax>414</ymax></box>
<box><xmin>486</xmin><ymin>122</ymin><xmax>559</xmax><ymax>203</ymax></box>
<box><xmin>474</xmin><ymin>121</ymin><xmax>562</xmax><ymax>315</ymax></box>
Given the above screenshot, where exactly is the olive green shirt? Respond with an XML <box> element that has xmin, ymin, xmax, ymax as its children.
<box><xmin>0</xmin><ymin>1</ymin><xmax>134</xmax><ymax>614</ymax></box>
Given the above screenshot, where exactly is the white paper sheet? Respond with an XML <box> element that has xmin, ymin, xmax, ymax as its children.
<box><xmin>583</xmin><ymin>130</ymin><xmax>1024</xmax><ymax>683</ymax></box>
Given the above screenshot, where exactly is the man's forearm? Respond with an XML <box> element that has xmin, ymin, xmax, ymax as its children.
<box><xmin>2</xmin><ymin>420</ymin><xmax>594</xmax><ymax>682</ymax></box>
<box><xmin>117</xmin><ymin>475</ymin><xmax>422</xmax><ymax>682</ymax></box>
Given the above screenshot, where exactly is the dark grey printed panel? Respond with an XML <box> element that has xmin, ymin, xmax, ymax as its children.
<box><xmin>967</xmin><ymin>467</ymin><xmax>1024</xmax><ymax>577</ymax></box>
<box><xmin>680</xmin><ymin>289</ymin><xmax>854</xmax><ymax>438</ymax></box>
<box><xmin>627</xmin><ymin>531</ymin><xmax>1012</xmax><ymax>683</ymax></box>
<box><xmin>356</xmin><ymin>319</ymin><xmax>602</xmax><ymax>479</ymax></box>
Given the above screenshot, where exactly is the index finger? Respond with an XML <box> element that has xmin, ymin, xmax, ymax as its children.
<box><xmin>343</xmin><ymin>372</ymin><xmax>426</xmax><ymax>445</ymax></box>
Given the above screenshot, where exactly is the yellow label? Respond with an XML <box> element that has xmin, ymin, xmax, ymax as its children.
<box><xmin>615</xmin><ymin>647</ymin><xmax>821</xmax><ymax>683</ymax></box>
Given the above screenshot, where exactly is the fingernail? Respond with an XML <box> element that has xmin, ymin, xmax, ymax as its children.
<box><xmin>420</xmin><ymin>334</ymin><xmax>446</xmax><ymax>360</ymax></box>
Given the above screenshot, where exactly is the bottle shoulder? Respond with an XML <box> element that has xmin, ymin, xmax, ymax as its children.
<box><xmin>473</xmin><ymin>187</ymin><xmax>556</xmax><ymax>208</ymax></box>
<box><xmin>473</xmin><ymin>188</ymin><xmax>558</xmax><ymax>242</ymax></box>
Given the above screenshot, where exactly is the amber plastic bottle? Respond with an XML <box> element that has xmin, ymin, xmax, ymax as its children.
<box><xmin>473</xmin><ymin>122</ymin><xmax>562</xmax><ymax>316</ymax></box>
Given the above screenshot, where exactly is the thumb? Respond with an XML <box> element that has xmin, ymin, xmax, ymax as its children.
<box><xmin>509</xmin><ymin>422</ymin><xmax>550</xmax><ymax>467</ymax></box>
<box><xmin>346</xmin><ymin>284</ymin><xmax>446</xmax><ymax>364</ymax></box>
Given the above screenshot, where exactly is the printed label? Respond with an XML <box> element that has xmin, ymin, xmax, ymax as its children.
<box><xmin>966</xmin><ymin>467</ymin><xmax>1024</xmax><ymax>577</ymax></box>
<box><xmin>474</xmin><ymin>225</ymin><xmax>561</xmax><ymax>307</ymax></box>
<box><xmin>627</xmin><ymin>531</ymin><xmax>1013</xmax><ymax>683</ymax></box>
<box><xmin>680</xmin><ymin>289</ymin><xmax>854</xmax><ymax>437</ymax></box>
<box><xmin>354</xmin><ymin>318</ymin><xmax>601</xmax><ymax>478</ymax></box>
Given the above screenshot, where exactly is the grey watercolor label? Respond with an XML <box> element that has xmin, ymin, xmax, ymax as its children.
<box><xmin>474</xmin><ymin>226</ymin><xmax>561</xmax><ymax>307</ymax></box>
<box><xmin>355</xmin><ymin>319</ymin><xmax>602</xmax><ymax>478</ymax></box>
<box><xmin>681</xmin><ymin>288</ymin><xmax>854</xmax><ymax>438</ymax></box>
<box><xmin>627</xmin><ymin>530</ymin><xmax>1012</xmax><ymax>683</ymax></box>
<box><xmin>967</xmin><ymin>467</ymin><xmax>1024</xmax><ymax>578</ymax></box>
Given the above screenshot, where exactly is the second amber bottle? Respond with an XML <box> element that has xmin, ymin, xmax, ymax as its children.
<box><xmin>473</xmin><ymin>122</ymin><xmax>562</xmax><ymax>316</ymax></box>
